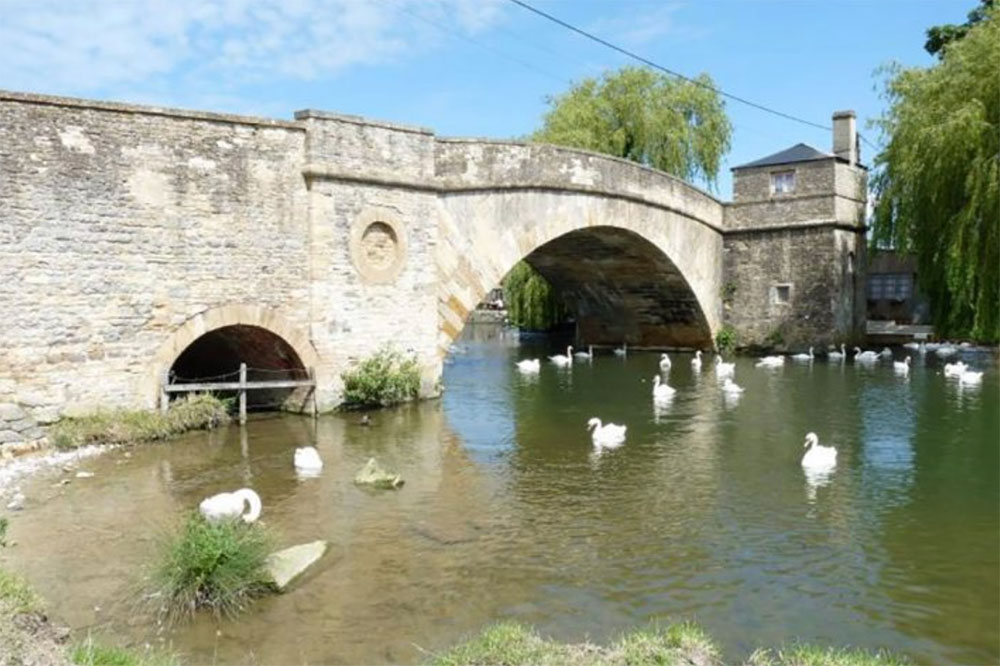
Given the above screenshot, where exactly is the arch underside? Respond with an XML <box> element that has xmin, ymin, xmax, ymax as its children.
<box><xmin>524</xmin><ymin>227</ymin><xmax>712</xmax><ymax>348</ymax></box>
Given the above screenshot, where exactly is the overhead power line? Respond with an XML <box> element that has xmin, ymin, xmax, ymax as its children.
<box><xmin>505</xmin><ymin>0</ymin><xmax>834</xmax><ymax>133</ymax></box>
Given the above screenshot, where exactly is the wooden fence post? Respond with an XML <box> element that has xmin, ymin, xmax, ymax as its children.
<box><xmin>239</xmin><ymin>363</ymin><xmax>247</xmax><ymax>425</ymax></box>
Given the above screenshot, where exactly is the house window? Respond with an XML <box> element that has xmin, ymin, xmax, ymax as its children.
<box><xmin>772</xmin><ymin>284</ymin><xmax>792</xmax><ymax>304</ymax></box>
<box><xmin>868</xmin><ymin>273</ymin><xmax>913</xmax><ymax>301</ymax></box>
<box><xmin>771</xmin><ymin>170</ymin><xmax>796</xmax><ymax>195</ymax></box>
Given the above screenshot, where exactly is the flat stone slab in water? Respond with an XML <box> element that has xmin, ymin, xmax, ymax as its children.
<box><xmin>266</xmin><ymin>540</ymin><xmax>328</xmax><ymax>591</ymax></box>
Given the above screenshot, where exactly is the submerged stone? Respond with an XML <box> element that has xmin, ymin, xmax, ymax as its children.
<box><xmin>266</xmin><ymin>540</ymin><xmax>328</xmax><ymax>591</ymax></box>
<box><xmin>353</xmin><ymin>457</ymin><xmax>404</xmax><ymax>489</ymax></box>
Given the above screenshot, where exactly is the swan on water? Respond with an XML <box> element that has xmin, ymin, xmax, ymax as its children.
<box><xmin>755</xmin><ymin>355</ymin><xmax>785</xmax><ymax>368</ymax></box>
<box><xmin>880</xmin><ymin>347</ymin><xmax>893</xmax><ymax>358</ymax></box>
<box><xmin>613</xmin><ymin>342</ymin><xmax>628</xmax><ymax>357</ymax></box>
<box><xmin>715</xmin><ymin>356</ymin><xmax>735</xmax><ymax>378</ymax></box>
<box><xmin>199</xmin><ymin>488</ymin><xmax>262</xmax><ymax>524</ymax></box>
<box><xmin>691</xmin><ymin>350</ymin><xmax>703</xmax><ymax>370</ymax></box>
<box><xmin>659</xmin><ymin>353</ymin><xmax>672</xmax><ymax>371</ymax></box>
<box><xmin>587</xmin><ymin>417</ymin><xmax>626</xmax><ymax>448</ymax></box>
<box><xmin>903</xmin><ymin>342</ymin><xmax>920</xmax><ymax>351</ymax></box>
<box><xmin>893</xmin><ymin>356</ymin><xmax>911</xmax><ymax>376</ymax></box>
<box><xmin>573</xmin><ymin>345</ymin><xmax>594</xmax><ymax>360</ymax></box>
<box><xmin>827</xmin><ymin>343</ymin><xmax>846</xmax><ymax>361</ymax></box>
<box><xmin>549</xmin><ymin>346</ymin><xmax>574</xmax><ymax>367</ymax></box>
<box><xmin>516</xmin><ymin>358</ymin><xmax>541</xmax><ymax>373</ymax></box>
<box><xmin>652</xmin><ymin>375</ymin><xmax>675</xmax><ymax>401</ymax></box>
<box><xmin>791</xmin><ymin>347</ymin><xmax>814</xmax><ymax>362</ymax></box>
<box><xmin>943</xmin><ymin>361</ymin><xmax>968</xmax><ymax>377</ymax></box>
<box><xmin>935</xmin><ymin>346</ymin><xmax>957</xmax><ymax>358</ymax></box>
<box><xmin>801</xmin><ymin>432</ymin><xmax>837</xmax><ymax>470</ymax></box>
<box><xmin>959</xmin><ymin>369</ymin><xmax>983</xmax><ymax>385</ymax></box>
<box><xmin>854</xmin><ymin>347</ymin><xmax>879</xmax><ymax>363</ymax></box>
<box><xmin>294</xmin><ymin>447</ymin><xmax>323</xmax><ymax>473</ymax></box>
<box><xmin>721</xmin><ymin>378</ymin><xmax>744</xmax><ymax>395</ymax></box>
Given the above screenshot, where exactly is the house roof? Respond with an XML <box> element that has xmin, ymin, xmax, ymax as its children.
<box><xmin>732</xmin><ymin>143</ymin><xmax>834</xmax><ymax>170</ymax></box>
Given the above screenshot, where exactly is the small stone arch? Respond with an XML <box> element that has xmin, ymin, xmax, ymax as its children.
<box><xmin>146</xmin><ymin>304</ymin><xmax>319</xmax><ymax>409</ymax></box>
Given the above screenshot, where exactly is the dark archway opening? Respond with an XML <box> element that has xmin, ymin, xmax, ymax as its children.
<box><xmin>520</xmin><ymin>226</ymin><xmax>711</xmax><ymax>349</ymax></box>
<box><xmin>169</xmin><ymin>324</ymin><xmax>306</xmax><ymax>410</ymax></box>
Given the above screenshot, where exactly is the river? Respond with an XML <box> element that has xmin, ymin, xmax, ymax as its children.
<box><xmin>2</xmin><ymin>325</ymin><xmax>997</xmax><ymax>664</ymax></box>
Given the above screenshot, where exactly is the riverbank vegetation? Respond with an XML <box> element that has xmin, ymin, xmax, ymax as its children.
<box><xmin>49</xmin><ymin>394</ymin><xmax>230</xmax><ymax>449</ymax></box>
<box><xmin>340</xmin><ymin>347</ymin><xmax>421</xmax><ymax>408</ymax></box>
<box><xmin>429</xmin><ymin>622</ymin><xmax>909</xmax><ymax>666</ymax></box>
<box><xmin>149</xmin><ymin>512</ymin><xmax>275</xmax><ymax>623</ymax></box>
<box><xmin>871</xmin><ymin>1</ymin><xmax>998</xmax><ymax>342</ymax></box>
<box><xmin>502</xmin><ymin>262</ymin><xmax>568</xmax><ymax>331</ymax></box>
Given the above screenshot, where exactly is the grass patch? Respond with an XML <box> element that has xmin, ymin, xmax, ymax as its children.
<box><xmin>745</xmin><ymin>644</ymin><xmax>912</xmax><ymax>666</ymax></box>
<box><xmin>70</xmin><ymin>637</ymin><xmax>179</xmax><ymax>666</ymax></box>
<box><xmin>149</xmin><ymin>511</ymin><xmax>275</xmax><ymax>624</ymax></box>
<box><xmin>341</xmin><ymin>346</ymin><xmax>421</xmax><ymax>408</ymax></box>
<box><xmin>50</xmin><ymin>394</ymin><xmax>230</xmax><ymax>449</ymax></box>
<box><xmin>0</xmin><ymin>516</ymin><xmax>8</xmax><ymax>548</ymax></box>
<box><xmin>0</xmin><ymin>567</ymin><xmax>42</xmax><ymax>615</ymax></box>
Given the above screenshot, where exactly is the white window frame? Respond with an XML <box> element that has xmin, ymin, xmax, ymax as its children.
<box><xmin>771</xmin><ymin>170</ymin><xmax>796</xmax><ymax>195</ymax></box>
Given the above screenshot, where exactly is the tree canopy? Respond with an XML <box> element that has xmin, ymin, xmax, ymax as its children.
<box><xmin>924</xmin><ymin>0</ymin><xmax>994</xmax><ymax>57</ymax></box>
<box><xmin>502</xmin><ymin>261</ymin><xmax>566</xmax><ymax>332</ymax></box>
<box><xmin>532</xmin><ymin>65</ymin><xmax>732</xmax><ymax>190</ymax></box>
<box><xmin>871</xmin><ymin>4</ymin><xmax>999</xmax><ymax>341</ymax></box>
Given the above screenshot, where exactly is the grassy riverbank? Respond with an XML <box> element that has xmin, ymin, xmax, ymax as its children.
<box><xmin>428</xmin><ymin>622</ymin><xmax>910</xmax><ymax>666</ymax></box>
<box><xmin>49</xmin><ymin>394</ymin><xmax>230</xmax><ymax>449</ymax></box>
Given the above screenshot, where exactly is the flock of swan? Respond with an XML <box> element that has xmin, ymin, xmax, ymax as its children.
<box><xmin>198</xmin><ymin>446</ymin><xmax>325</xmax><ymax>524</ymax></box>
<box><xmin>516</xmin><ymin>339</ymin><xmax>989</xmax><ymax>474</ymax></box>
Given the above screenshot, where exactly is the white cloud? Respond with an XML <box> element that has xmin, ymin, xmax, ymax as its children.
<box><xmin>586</xmin><ymin>3</ymin><xmax>707</xmax><ymax>48</ymax></box>
<box><xmin>0</xmin><ymin>0</ymin><xmax>503</xmax><ymax>96</ymax></box>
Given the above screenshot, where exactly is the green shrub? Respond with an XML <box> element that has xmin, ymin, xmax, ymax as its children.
<box><xmin>70</xmin><ymin>638</ymin><xmax>179</xmax><ymax>666</ymax></box>
<box><xmin>764</xmin><ymin>328</ymin><xmax>785</xmax><ymax>348</ymax></box>
<box><xmin>149</xmin><ymin>512</ymin><xmax>275</xmax><ymax>624</ymax></box>
<box><xmin>341</xmin><ymin>347</ymin><xmax>421</xmax><ymax>408</ymax></box>
<box><xmin>51</xmin><ymin>394</ymin><xmax>230</xmax><ymax>449</ymax></box>
<box><xmin>0</xmin><ymin>516</ymin><xmax>8</xmax><ymax>548</ymax></box>
<box><xmin>715</xmin><ymin>325</ymin><xmax>737</xmax><ymax>354</ymax></box>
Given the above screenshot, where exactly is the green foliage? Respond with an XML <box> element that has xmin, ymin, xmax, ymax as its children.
<box><xmin>51</xmin><ymin>394</ymin><xmax>231</xmax><ymax>449</ymax></box>
<box><xmin>765</xmin><ymin>329</ymin><xmax>785</xmax><ymax>348</ymax></box>
<box><xmin>70</xmin><ymin>638</ymin><xmax>179</xmax><ymax>666</ymax></box>
<box><xmin>533</xmin><ymin>65</ymin><xmax>732</xmax><ymax>189</ymax></box>
<box><xmin>746</xmin><ymin>644</ymin><xmax>911</xmax><ymax>666</ymax></box>
<box><xmin>503</xmin><ymin>262</ymin><xmax>568</xmax><ymax>331</ymax></box>
<box><xmin>341</xmin><ymin>347</ymin><xmax>422</xmax><ymax>408</ymax></box>
<box><xmin>0</xmin><ymin>568</ymin><xmax>42</xmax><ymax>615</ymax></box>
<box><xmin>716</xmin><ymin>326</ymin><xmax>737</xmax><ymax>354</ymax></box>
<box><xmin>871</xmin><ymin>6</ymin><xmax>999</xmax><ymax>342</ymax></box>
<box><xmin>149</xmin><ymin>512</ymin><xmax>275</xmax><ymax>624</ymax></box>
<box><xmin>924</xmin><ymin>0</ymin><xmax>994</xmax><ymax>57</ymax></box>
<box><xmin>0</xmin><ymin>517</ymin><xmax>7</xmax><ymax>548</ymax></box>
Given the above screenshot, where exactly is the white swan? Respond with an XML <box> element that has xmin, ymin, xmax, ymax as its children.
<box><xmin>659</xmin><ymin>353</ymin><xmax>672</xmax><ymax>371</ymax></box>
<box><xmin>548</xmin><ymin>346</ymin><xmax>574</xmax><ymax>367</ymax></box>
<box><xmin>573</xmin><ymin>345</ymin><xmax>594</xmax><ymax>360</ymax></box>
<box><xmin>587</xmin><ymin>417</ymin><xmax>626</xmax><ymax>448</ymax></box>
<box><xmin>791</xmin><ymin>346</ymin><xmax>814</xmax><ymax>362</ymax></box>
<box><xmin>880</xmin><ymin>347</ymin><xmax>893</xmax><ymax>358</ymax></box>
<box><xmin>854</xmin><ymin>347</ymin><xmax>879</xmax><ymax>363</ymax></box>
<box><xmin>199</xmin><ymin>488</ymin><xmax>262</xmax><ymax>524</ymax></box>
<box><xmin>903</xmin><ymin>341</ymin><xmax>920</xmax><ymax>351</ymax></box>
<box><xmin>652</xmin><ymin>375</ymin><xmax>675</xmax><ymax>401</ymax></box>
<box><xmin>516</xmin><ymin>358</ymin><xmax>541</xmax><ymax>373</ymax></box>
<box><xmin>613</xmin><ymin>342</ymin><xmax>628</xmax><ymax>357</ymax></box>
<box><xmin>801</xmin><ymin>432</ymin><xmax>837</xmax><ymax>470</ymax></box>
<box><xmin>715</xmin><ymin>356</ymin><xmax>735</xmax><ymax>378</ymax></box>
<box><xmin>935</xmin><ymin>346</ymin><xmax>957</xmax><ymax>358</ymax></box>
<box><xmin>943</xmin><ymin>361</ymin><xmax>968</xmax><ymax>377</ymax></box>
<box><xmin>959</xmin><ymin>369</ymin><xmax>983</xmax><ymax>385</ymax></box>
<box><xmin>893</xmin><ymin>356</ymin><xmax>911</xmax><ymax>376</ymax></box>
<box><xmin>691</xmin><ymin>350</ymin><xmax>703</xmax><ymax>370</ymax></box>
<box><xmin>294</xmin><ymin>446</ymin><xmax>323</xmax><ymax>473</ymax></box>
<box><xmin>827</xmin><ymin>343</ymin><xmax>846</xmax><ymax>361</ymax></box>
<box><xmin>755</xmin><ymin>355</ymin><xmax>785</xmax><ymax>368</ymax></box>
<box><xmin>721</xmin><ymin>377</ymin><xmax>744</xmax><ymax>395</ymax></box>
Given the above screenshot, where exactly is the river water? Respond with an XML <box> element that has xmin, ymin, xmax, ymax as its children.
<box><xmin>2</xmin><ymin>326</ymin><xmax>998</xmax><ymax>665</ymax></box>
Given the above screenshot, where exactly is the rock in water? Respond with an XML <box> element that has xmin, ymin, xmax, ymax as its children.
<box><xmin>353</xmin><ymin>457</ymin><xmax>404</xmax><ymax>489</ymax></box>
<box><xmin>265</xmin><ymin>540</ymin><xmax>328</xmax><ymax>591</ymax></box>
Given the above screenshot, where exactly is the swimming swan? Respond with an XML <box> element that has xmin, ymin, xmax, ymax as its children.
<box><xmin>715</xmin><ymin>356</ymin><xmax>735</xmax><ymax>378</ymax></box>
<box><xmin>827</xmin><ymin>343</ymin><xmax>846</xmax><ymax>361</ymax></box>
<box><xmin>613</xmin><ymin>343</ymin><xmax>628</xmax><ymax>357</ymax></box>
<box><xmin>959</xmin><ymin>369</ymin><xmax>983</xmax><ymax>385</ymax></box>
<box><xmin>801</xmin><ymin>432</ymin><xmax>837</xmax><ymax>470</ymax></box>
<box><xmin>549</xmin><ymin>346</ymin><xmax>574</xmax><ymax>367</ymax></box>
<box><xmin>854</xmin><ymin>347</ymin><xmax>879</xmax><ymax>363</ymax></box>
<box><xmin>721</xmin><ymin>378</ymin><xmax>744</xmax><ymax>394</ymax></box>
<box><xmin>943</xmin><ymin>361</ymin><xmax>968</xmax><ymax>377</ymax></box>
<box><xmin>691</xmin><ymin>350</ymin><xmax>703</xmax><ymax>370</ymax></box>
<box><xmin>659</xmin><ymin>353</ymin><xmax>672</xmax><ymax>371</ymax></box>
<box><xmin>652</xmin><ymin>375</ymin><xmax>675</xmax><ymax>400</ymax></box>
<box><xmin>573</xmin><ymin>345</ymin><xmax>594</xmax><ymax>360</ymax></box>
<box><xmin>587</xmin><ymin>417</ymin><xmax>626</xmax><ymax>448</ymax></box>
<box><xmin>294</xmin><ymin>446</ymin><xmax>323</xmax><ymax>472</ymax></box>
<box><xmin>893</xmin><ymin>356</ymin><xmax>911</xmax><ymax>376</ymax></box>
<box><xmin>199</xmin><ymin>488</ymin><xmax>262</xmax><ymax>524</ymax></box>
<box><xmin>516</xmin><ymin>359</ymin><xmax>541</xmax><ymax>373</ymax></box>
<box><xmin>755</xmin><ymin>355</ymin><xmax>785</xmax><ymax>368</ymax></box>
<box><xmin>791</xmin><ymin>347</ymin><xmax>814</xmax><ymax>362</ymax></box>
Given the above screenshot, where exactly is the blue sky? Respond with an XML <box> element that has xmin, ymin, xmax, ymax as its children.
<box><xmin>0</xmin><ymin>0</ymin><xmax>968</xmax><ymax>196</ymax></box>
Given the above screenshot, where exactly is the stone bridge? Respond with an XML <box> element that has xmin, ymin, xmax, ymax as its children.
<box><xmin>0</xmin><ymin>90</ymin><xmax>865</xmax><ymax>436</ymax></box>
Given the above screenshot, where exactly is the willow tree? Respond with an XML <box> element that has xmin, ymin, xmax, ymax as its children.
<box><xmin>871</xmin><ymin>5</ymin><xmax>999</xmax><ymax>341</ymax></box>
<box><xmin>502</xmin><ymin>65</ymin><xmax>733</xmax><ymax>330</ymax></box>
<box><xmin>503</xmin><ymin>261</ymin><xmax>566</xmax><ymax>331</ymax></box>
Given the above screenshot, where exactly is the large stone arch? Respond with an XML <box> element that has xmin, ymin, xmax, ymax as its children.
<box><xmin>146</xmin><ymin>304</ymin><xmax>319</xmax><ymax>408</ymax></box>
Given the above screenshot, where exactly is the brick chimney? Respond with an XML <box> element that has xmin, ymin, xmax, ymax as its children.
<box><xmin>832</xmin><ymin>110</ymin><xmax>858</xmax><ymax>165</ymax></box>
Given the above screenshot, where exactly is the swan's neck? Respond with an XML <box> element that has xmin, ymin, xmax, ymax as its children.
<box><xmin>236</xmin><ymin>488</ymin><xmax>261</xmax><ymax>522</ymax></box>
